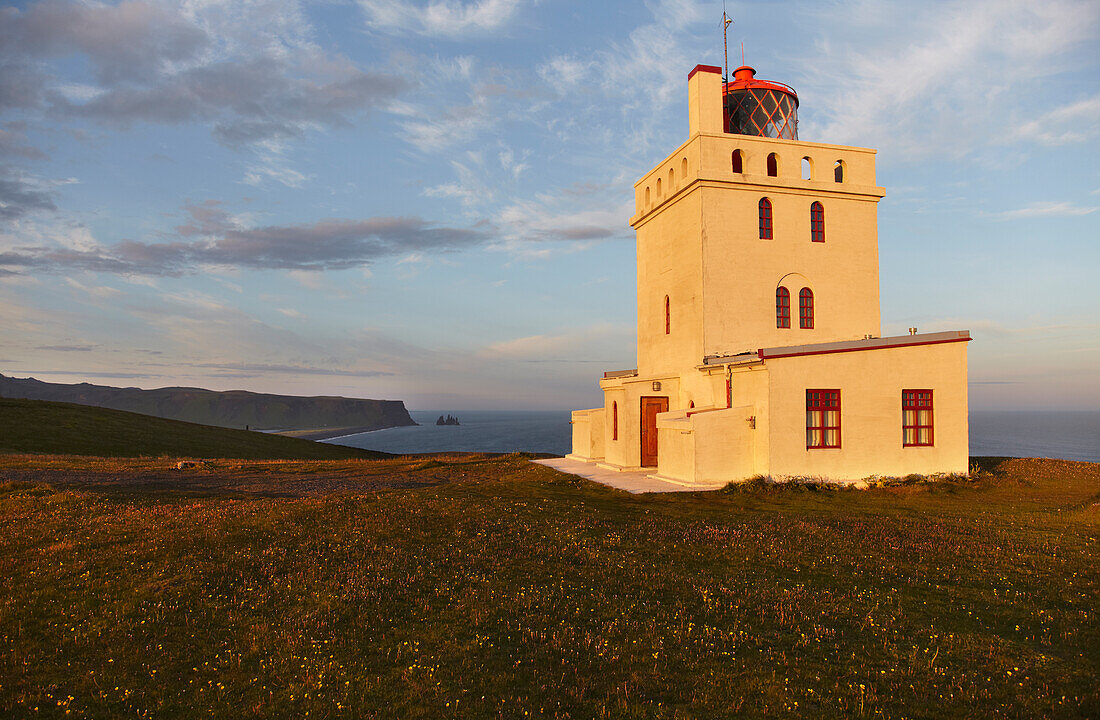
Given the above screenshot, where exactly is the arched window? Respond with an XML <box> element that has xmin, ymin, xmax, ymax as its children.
<box><xmin>681</xmin><ymin>157</ymin><xmax>688</xmax><ymax>176</ymax></box>
<box><xmin>645</xmin><ymin>186</ymin><xmax>650</xmax><ymax>205</ymax></box>
<box><xmin>810</xmin><ymin>202</ymin><xmax>825</xmax><ymax>243</ymax></box>
<box><xmin>758</xmin><ymin>197</ymin><xmax>773</xmax><ymax>239</ymax></box>
<box><xmin>776</xmin><ymin>287</ymin><xmax>791</xmax><ymax>328</ymax></box>
<box><xmin>799</xmin><ymin>287</ymin><xmax>814</xmax><ymax>329</ymax></box>
<box><xmin>664</xmin><ymin>295</ymin><xmax>670</xmax><ymax>334</ymax></box>
<box><xmin>732</xmin><ymin>150</ymin><xmax>744</xmax><ymax>174</ymax></box>
<box><xmin>689</xmin><ymin>400</ymin><xmax>695</xmax><ymax>409</ymax></box>
<box><xmin>801</xmin><ymin>157</ymin><xmax>813</xmax><ymax>180</ymax></box>
<box><xmin>612</xmin><ymin>401</ymin><xmax>618</xmax><ymax>441</ymax></box>
<box><xmin>656</xmin><ymin>177</ymin><xmax>662</xmax><ymax>198</ymax></box>
<box><xmin>767</xmin><ymin>153</ymin><xmax>779</xmax><ymax>177</ymax></box>
<box><xmin>668</xmin><ymin>168</ymin><xmax>674</xmax><ymax>188</ymax></box>
<box><xmin>833</xmin><ymin>160</ymin><xmax>845</xmax><ymax>183</ymax></box>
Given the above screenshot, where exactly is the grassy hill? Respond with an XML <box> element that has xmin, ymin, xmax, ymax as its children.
<box><xmin>0</xmin><ymin>373</ymin><xmax>417</xmax><ymax>431</ymax></box>
<box><xmin>0</xmin><ymin>398</ymin><xmax>388</xmax><ymax>459</ymax></box>
<box><xmin>0</xmin><ymin>452</ymin><xmax>1096</xmax><ymax>718</ymax></box>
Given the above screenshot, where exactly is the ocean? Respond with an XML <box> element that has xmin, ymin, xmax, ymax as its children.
<box><xmin>327</xmin><ymin>409</ymin><xmax>1100</xmax><ymax>463</ymax></box>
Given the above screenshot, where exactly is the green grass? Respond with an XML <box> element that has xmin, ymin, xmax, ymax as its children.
<box><xmin>0</xmin><ymin>453</ymin><xmax>1097</xmax><ymax>718</ymax></box>
<box><xmin>0</xmin><ymin>398</ymin><xmax>388</xmax><ymax>460</ymax></box>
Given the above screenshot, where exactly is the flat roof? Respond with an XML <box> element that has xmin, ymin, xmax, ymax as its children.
<box><xmin>703</xmin><ymin>330</ymin><xmax>971</xmax><ymax>366</ymax></box>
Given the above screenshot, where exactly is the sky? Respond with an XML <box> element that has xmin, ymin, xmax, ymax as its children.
<box><xmin>0</xmin><ymin>0</ymin><xmax>1098</xmax><ymax>411</ymax></box>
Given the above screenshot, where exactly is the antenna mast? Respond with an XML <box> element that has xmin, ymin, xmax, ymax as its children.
<box><xmin>722</xmin><ymin>7</ymin><xmax>733</xmax><ymax>82</ymax></box>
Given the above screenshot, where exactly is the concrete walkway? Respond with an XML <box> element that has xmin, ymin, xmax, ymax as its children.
<box><xmin>533</xmin><ymin>457</ymin><xmax>725</xmax><ymax>494</ymax></box>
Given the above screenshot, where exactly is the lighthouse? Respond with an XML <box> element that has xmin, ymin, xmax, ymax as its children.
<box><xmin>566</xmin><ymin>63</ymin><xmax>970</xmax><ymax>486</ymax></box>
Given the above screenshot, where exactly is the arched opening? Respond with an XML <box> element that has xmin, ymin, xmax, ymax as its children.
<box><xmin>767</xmin><ymin>153</ymin><xmax>779</xmax><ymax>177</ymax></box>
<box><xmin>656</xmin><ymin>177</ymin><xmax>662</xmax><ymax>198</ymax></box>
<box><xmin>612</xmin><ymin>401</ymin><xmax>618</xmax><ymax>441</ymax></box>
<box><xmin>668</xmin><ymin>168</ymin><xmax>674</xmax><ymax>188</ymax></box>
<box><xmin>758</xmin><ymin>197</ymin><xmax>773</xmax><ymax>239</ymax></box>
<box><xmin>810</xmin><ymin>201</ymin><xmax>825</xmax><ymax>243</ymax></box>
<box><xmin>645</xmin><ymin>186</ymin><xmax>650</xmax><ymax>205</ymax></box>
<box><xmin>799</xmin><ymin>287</ymin><xmax>815</xmax><ymax>329</ymax></box>
<box><xmin>681</xmin><ymin>157</ymin><xmax>688</xmax><ymax>176</ymax></box>
<box><xmin>776</xmin><ymin>286</ymin><xmax>791</xmax><ymax>328</ymax></box>
<box><xmin>732</xmin><ymin>150</ymin><xmax>744</xmax><ymax>174</ymax></box>
<box><xmin>664</xmin><ymin>295</ymin><xmax>670</xmax><ymax>334</ymax></box>
<box><xmin>833</xmin><ymin>160</ymin><xmax>845</xmax><ymax>183</ymax></box>
<box><xmin>801</xmin><ymin>156</ymin><xmax>813</xmax><ymax>180</ymax></box>
<box><xmin>689</xmin><ymin>400</ymin><xmax>695</xmax><ymax>409</ymax></box>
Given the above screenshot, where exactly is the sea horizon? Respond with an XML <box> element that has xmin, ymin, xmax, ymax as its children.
<box><xmin>327</xmin><ymin>408</ymin><xmax>1100</xmax><ymax>464</ymax></box>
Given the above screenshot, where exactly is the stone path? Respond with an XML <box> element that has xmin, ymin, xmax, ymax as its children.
<box><xmin>533</xmin><ymin>457</ymin><xmax>724</xmax><ymax>494</ymax></box>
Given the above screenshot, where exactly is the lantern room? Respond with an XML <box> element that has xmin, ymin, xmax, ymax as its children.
<box><xmin>724</xmin><ymin>65</ymin><xmax>799</xmax><ymax>140</ymax></box>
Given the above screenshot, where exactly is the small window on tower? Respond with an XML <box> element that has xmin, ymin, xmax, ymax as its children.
<box><xmin>664</xmin><ymin>295</ymin><xmax>670</xmax><ymax>334</ymax></box>
<box><xmin>810</xmin><ymin>202</ymin><xmax>825</xmax><ymax>243</ymax></box>
<box><xmin>732</xmin><ymin>150</ymin><xmax>744</xmax><ymax>174</ymax></box>
<box><xmin>758</xmin><ymin>197</ymin><xmax>773</xmax><ymax>239</ymax></box>
<box><xmin>669</xmin><ymin>168</ymin><xmax>674</xmax><ymax>188</ymax></box>
<box><xmin>833</xmin><ymin>160</ymin><xmax>845</xmax><ymax>183</ymax></box>
<box><xmin>645</xmin><ymin>186</ymin><xmax>650</xmax><ymax>205</ymax></box>
<box><xmin>767</xmin><ymin>153</ymin><xmax>779</xmax><ymax>177</ymax></box>
<box><xmin>612</xmin><ymin>401</ymin><xmax>618</xmax><ymax>441</ymax></box>
<box><xmin>681</xmin><ymin>157</ymin><xmax>688</xmax><ymax>176</ymax></box>
<box><xmin>776</xmin><ymin>287</ymin><xmax>791</xmax><ymax>328</ymax></box>
<box><xmin>656</xmin><ymin>177</ymin><xmax>662</xmax><ymax>198</ymax></box>
<box><xmin>801</xmin><ymin>157</ymin><xmax>813</xmax><ymax>180</ymax></box>
<box><xmin>799</xmin><ymin>287</ymin><xmax>814</xmax><ymax>329</ymax></box>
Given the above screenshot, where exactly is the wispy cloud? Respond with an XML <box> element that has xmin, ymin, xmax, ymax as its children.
<box><xmin>800</xmin><ymin>0</ymin><xmax>1100</xmax><ymax>158</ymax></box>
<box><xmin>0</xmin><ymin>204</ymin><xmax>490</xmax><ymax>275</ymax></box>
<box><xmin>993</xmin><ymin>201</ymin><xmax>1098</xmax><ymax>219</ymax></box>
<box><xmin>358</xmin><ymin>0</ymin><xmax>522</xmax><ymax>37</ymax></box>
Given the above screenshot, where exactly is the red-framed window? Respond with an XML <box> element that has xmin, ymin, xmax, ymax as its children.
<box><xmin>799</xmin><ymin>287</ymin><xmax>814</xmax><ymax>329</ymax></box>
<box><xmin>902</xmin><ymin>390</ymin><xmax>934</xmax><ymax>446</ymax></box>
<box><xmin>732</xmin><ymin>150</ymin><xmax>743</xmax><ymax>173</ymax></box>
<box><xmin>612</xmin><ymin>401</ymin><xmax>618</xmax><ymax>441</ymax></box>
<box><xmin>759</xmin><ymin>197</ymin><xmax>773</xmax><ymax>239</ymax></box>
<box><xmin>767</xmin><ymin>153</ymin><xmax>778</xmax><ymax>177</ymax></box>
<box><xmin>810</xmin><ymin>201</ymin><xmax>825</xmax><ymax>243</ymax></box>
<box><xmin>776</xmin><ymin>287</ymin><xmax>790</xmax><ymax>328</ymax></box>
<box><xmin>664</xmin><ymin>295</ymin><xmax>670</xmax><ymax>334</ymax></box>
<box><xmin>806</xmin><ymin>389</ymin><xmax>841</xmax><ymax>449</ymax></box>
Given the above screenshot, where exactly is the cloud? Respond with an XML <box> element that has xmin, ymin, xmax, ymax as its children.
<box><xmin>0</xmin><ymin>0</ymin><xmax>207</xmax><ymax>85</ymax></box>
<box><xmin>49</xmin><ymin>57</ymin><xmax>406</xmax><ymax>147</ymax></box>
<box><xmin>480</xmin><ymin>323</ymin><xmax>635</xmax><ymax>363</ymax></box>
<box><xmin>994</xmin><ymin>201</ymin><xmax>1098</xmax><ymax>219</ymax></box>
<box><xmin>0</xmin><ymin>123</ymin><xmax>46</xmax><ymax>159</ymax></box>
<box><xmin>190</xmin><ymin>362</ymin><xmax>393</xmax><ymax>378</ymax></box>
<box><xmin>1010</xmin><ymin>95</ymin><xmax>1100</xmax><ymax>146</ymax></box>
<box><xmin>35</xmin><ymin>344</ymin><xmax>95</xmax><ymax>352</ymax></box>
<box><xmin>0</xmin><ymin>0</ymin><xmax>408</xmax><ymax>169</ymax></box>
<box><xmin>358</xmin><ymin>0</ymin><xmax>521</xmax><ymax>37</ymax></box>
<box><xmin>0</xmin><ymin>209</ymin><xmax>490</xmax><ymax>275</ymax></box>
<box><xmin>0</xmin><ymin>165</ymin><xmax>58</xmax><ymax>219</ymax></box>
<box><xmin>492</xmin><ymin>184</ymin><xmax>633</xmax><ymax>253</ymax></box>
<box><xmin>800</xmin><ymin>0</ymin><xmax>1100</xmax><ymax>158</ymax></box>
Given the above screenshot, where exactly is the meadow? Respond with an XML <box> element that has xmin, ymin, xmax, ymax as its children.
<box><xmin>0</xmin><ymin>398</ymin><xmax>384</xmax><ymax>460</ymax></box>
<box><xmin>0</xmin><ymin>453</ymin><xmax>1096</xmax><ymax>719</ymax></box>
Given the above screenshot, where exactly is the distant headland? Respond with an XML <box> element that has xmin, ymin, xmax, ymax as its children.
<box><xmin>0</xmin><ymin>373</ymin><xmax>417</xmax><ymax>434</ymax></box>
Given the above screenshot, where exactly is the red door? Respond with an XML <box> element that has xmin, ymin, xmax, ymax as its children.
<box><xmin>640</xmin><ymin>396</ymin><xmax>668</xmax><ymax>467</ymax></box>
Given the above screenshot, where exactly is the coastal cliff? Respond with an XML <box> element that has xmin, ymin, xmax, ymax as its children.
<box><xmin>0</xmin><ymin>373</ymin><xmax>417</xmax><ymax>432</ymax></box>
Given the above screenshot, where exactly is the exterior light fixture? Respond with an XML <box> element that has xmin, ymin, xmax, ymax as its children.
<box><xmin>652</xmin><ymin>381</ymin><xmax>662</xmax><ymax>392</ymax></box>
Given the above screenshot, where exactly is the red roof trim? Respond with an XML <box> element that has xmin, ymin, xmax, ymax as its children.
<box><xmin>763</xmin><ymin>336</ymin><xmax>971</xmax><ymax>361</ymax></box>
<box><xmin>688</xmin><ymin>64</ymin><xmax>722</xmax><ymax>80</ymax></box>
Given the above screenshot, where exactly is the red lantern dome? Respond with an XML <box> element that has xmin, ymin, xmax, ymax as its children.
<box><xmin>723</xmin><ymin>65</ymin><xmax>799</xmax><ymax>140</ymax></box>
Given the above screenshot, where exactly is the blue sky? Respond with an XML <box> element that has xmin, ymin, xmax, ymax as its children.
<box><xmin>1</xmin><ymin>0</ymin><xmax>1097</xmax><ymax>411</ymax></box>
